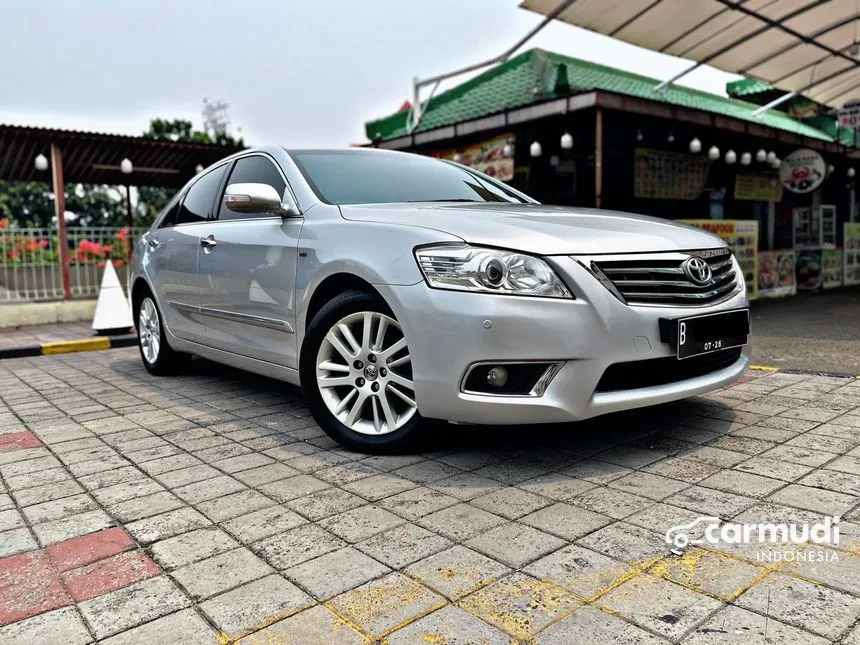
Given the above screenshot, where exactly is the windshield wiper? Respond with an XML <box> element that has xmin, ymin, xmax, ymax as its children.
<box><xmin>406</xmin><ymin>198</ymin><xmax>483</xmax><ymax>203</ymax></box>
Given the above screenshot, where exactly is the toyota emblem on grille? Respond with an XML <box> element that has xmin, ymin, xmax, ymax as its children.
<box><xmin>683</xmin><ymin>257</ymin><xmax>712</xmax><ymax>285</ymax></box>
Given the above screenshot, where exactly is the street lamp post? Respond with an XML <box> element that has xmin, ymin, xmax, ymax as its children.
<box><xmin>121</xmin><ymin>159</ymin><xmax>134</xmax><ymax>261</ymax></box>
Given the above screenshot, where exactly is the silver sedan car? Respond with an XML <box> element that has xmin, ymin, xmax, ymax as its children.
<box><xmin>130</xmin><ymin>147</ymin><xmax>750</xmax><ymax>452</ymax></box>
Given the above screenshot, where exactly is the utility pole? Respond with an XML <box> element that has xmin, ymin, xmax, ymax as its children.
<box><xmin>202</xmin><ymin>98</ymin><xmax>231</xmax><ymax>138</ymax></box>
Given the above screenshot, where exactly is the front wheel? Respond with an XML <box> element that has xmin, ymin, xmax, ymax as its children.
<box><xmin>300</xmin><ymin>290</ymin><xmax>423</xmax><ymax>453</ymax></box>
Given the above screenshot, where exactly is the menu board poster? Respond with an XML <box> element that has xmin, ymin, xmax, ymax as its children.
<box><xmin>634</xmin><ymin>149</ymin><xmax>710</xmax><ymax>200</ymax></box>
<box><xmin>734</xmin><ymin>174</ymin><xmax>783</xmax><ymax>202</ymax></box>
<box><xmin>758</xmin><ymin>250</ymin><xmax>796</xmax><ymax>298</ymax></box>
<box><xmin>678</xmin><ymin>219</ymin><xmax>759</xmax><ymax>299</ymax></box>
<box><xmin>796</xmin><ymin>250</ymin><xmax>823</xmax><ymax>291</ymax></box>
<box><xmin>428</xmin><ymin>133</ymin><xmax>514</xmax><ymax>181</ymax></box>
<box><xmin>821</xmin><ymin>249</ymin><xmax>844</xmax><ymax>289</ymax></box>
<box><xmin>845</xmin><ymin>223</ymin><xmax>860</xmax><ymax>286</ymax></box>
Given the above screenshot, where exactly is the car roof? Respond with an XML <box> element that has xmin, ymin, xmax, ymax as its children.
<box><xmin>280</xmin><ymin>147</ymin><xmax>405</xmax><ymax>155</ymax></box>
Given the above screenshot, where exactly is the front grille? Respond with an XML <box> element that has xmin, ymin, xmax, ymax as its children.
<box><xmin>591</xmin><ymin>248</ymin><xmax>738</xmax><ymax>306</ymax></box>
<box><xmin>595</xmin><ymin>347</ymin><xmax>743</xmax><ymax>393</ymax></box>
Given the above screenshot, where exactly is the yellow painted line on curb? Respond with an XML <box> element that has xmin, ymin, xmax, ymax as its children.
<box><xmin>41</xmin><ymin>337</ymin><xmax>110</xmax><ymax>355</ymax></box>
<box><xmin>749</xmin><ymin>365</ymin><xmax>780</xmax><ymax>372</ymax></box>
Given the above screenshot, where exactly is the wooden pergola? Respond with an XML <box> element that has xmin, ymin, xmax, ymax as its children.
<box><xmin>0</xmin><ymin>123</ymin><xmax>244</xmax><ymax>300</ymax></box>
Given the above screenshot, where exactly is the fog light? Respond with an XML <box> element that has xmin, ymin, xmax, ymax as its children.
<box><xmin>462</xmin><ymin>362</ymin><xmax>561</xmax><ymax>396</ymax></box>
<box><xmin>486</xmin><ymin>366</ymin><xmax>508</xmax><ymax>387</ymax></box>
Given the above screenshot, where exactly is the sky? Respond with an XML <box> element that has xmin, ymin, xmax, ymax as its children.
<box><xmin>0</xmin><ymin>0</ymin><xmax>740</xmax><ymax>147</ymax></box>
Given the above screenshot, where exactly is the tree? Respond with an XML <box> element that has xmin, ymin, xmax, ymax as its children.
<box><xmin>0</xmin><ymin>181</ymin><xmax>54</xmax><ymax>227</ymax></box>
<box><xmin>0</xmin><ymin>181</ymin><xmax>126</xmax><ymax>228</ymax></box>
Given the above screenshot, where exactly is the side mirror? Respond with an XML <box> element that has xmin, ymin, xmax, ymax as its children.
<box><xmin>223</xmin><ymin>183</ymin><xmax>298</xmax><ymax>217</ymax></box>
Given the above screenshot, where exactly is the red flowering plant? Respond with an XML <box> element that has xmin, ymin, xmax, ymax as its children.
<box><xmin>70</xmin><ymin>228</ymin><xmax>131</xmax><ymax>268</ymax></box>
<box><xmin>1</xmin><ymin>224</ymin><xmax>135</xmax><ymax>268</ymax></box>
<box><xmin>0</xmin><ymin>221</ymin><xmax>57</xmax><ymax>266</ymax></box>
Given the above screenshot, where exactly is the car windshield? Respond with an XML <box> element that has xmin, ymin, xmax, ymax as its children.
<box><xmin>289</xmin><ymin>150</ymin><xmax>532</xmax><ymax>205</ymax></box>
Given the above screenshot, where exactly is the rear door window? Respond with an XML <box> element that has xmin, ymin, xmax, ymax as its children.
<box><xmin>157</xmin><ymin>194</ymin><xmax>183</xmax><ymax>228</ymax></box>
<box><xmin>176</xmin><ymin>164</ymin><xmax>228</xmax><ymax>225</ymax></box>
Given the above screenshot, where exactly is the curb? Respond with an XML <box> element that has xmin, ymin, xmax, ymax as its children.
<box><xmin>0</xmin><ymin>334</ymin><xmax>138</xmax><ymax>360</ymax></box>
<box><xmin>750</xmin><ymin>365</ymin><xmax>860</xmax><ymax>379</ymax></box>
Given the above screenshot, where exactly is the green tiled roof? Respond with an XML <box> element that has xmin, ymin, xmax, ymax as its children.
<box><xmin>366</xmin><ymin>49</ymin><xmax>840</xmax><ymax>145</ymax></box>
<box><xmin>804</xmin><ymin>115</ymin><xmax>860</xmax><ymax>148</ymax></box>
<box><xmin>726</xmin><ymin>77</ymin><xmax>774</xmax><ymax>97</ymax></box>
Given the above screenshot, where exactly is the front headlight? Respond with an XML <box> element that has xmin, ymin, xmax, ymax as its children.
<box><xmin>414</xmin><ymin>244</ymin><xmax>572</xmax><ymax>298</ymax></box>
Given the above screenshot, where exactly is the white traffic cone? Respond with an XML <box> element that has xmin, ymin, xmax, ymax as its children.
<box><xmin>92</xmin><ymin>260</ymin><xmax>134</xmax><ymax>334</ymax></box>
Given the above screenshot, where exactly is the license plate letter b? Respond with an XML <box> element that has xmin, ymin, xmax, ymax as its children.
<box><xmin>679</xmin><ymin>322</ymin><xmax>686</xmax><ymax>346</ymax></box>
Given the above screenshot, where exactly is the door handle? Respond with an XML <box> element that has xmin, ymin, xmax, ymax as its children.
<box><xmin>200</xmin><ymin>235</ymin><xmax>217</xmax><ymax>249</ymax></box>
<box><xmin>147</xmin><ymin>239</ymin><xmax>160</xmax><ymax>249</ymax></box>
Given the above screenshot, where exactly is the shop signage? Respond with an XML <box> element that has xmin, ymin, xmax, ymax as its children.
<box><xmin>734</xmin><ymin>174</ymin><xmax>782</xmax><ymax>201</ymax></box>
<box><xmin>758</xmin><ymin>250</ymin><xmax>796</xmax><ymax>298</ymax></box>
<box><xmin>429</xmin><ymin>133</ymin><xmax>515</xmax><ymax>181</ymax></box>
<box><xmin>821</xmin><ymin>249</ymin><xmax>844</xmax><ymax>289</ymax></box>
<box><xmin>678</xmin><ymin>219</ymin><xmax>758</xmax><ymax>299</ymax></box>
<box><xmin>845</xmin><ymin>222</ymin><xmax>860</xmax><ymax>286</ymax></box>
<box><xmin>634</xmin><ymin>149</ymin><xmax>710</xmax><ymax>200</ymax></box>
<box><xmin>837</xmin><ymin>99</ymin><xmax>860</xmax><ymax>130</ymax></box>
<box><xmin>779</xmin><ymin>149</ymin><xmax>826</xmax><ymax>194</ymax></box>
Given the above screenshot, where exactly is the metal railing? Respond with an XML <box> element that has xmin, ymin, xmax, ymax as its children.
<box><xmin>0</xmin><ymin>226</ymin><xmax>145</xmax><ymax>302</ymax></box>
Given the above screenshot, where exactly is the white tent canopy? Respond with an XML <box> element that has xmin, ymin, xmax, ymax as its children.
<box><xmin>520</xmin><ymin>0</ymin><xmax>860</xmax><ymax>108</ymax></box>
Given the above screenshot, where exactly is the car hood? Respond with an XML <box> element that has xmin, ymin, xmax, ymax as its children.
<box><xmin>339</xmin><ymin>203</ymin><xmax>726</xmax><ymax>255</ymax></box>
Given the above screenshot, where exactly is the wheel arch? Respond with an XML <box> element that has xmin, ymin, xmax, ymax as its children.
<box><xmin>302</xmin><ymin>273</ymin><xmax>382</xmax><ymax>336</ymax></box>
<box><xmin>130</xmin><ymin>276</ymin><xmax>153</xmax><ymax>318</ymax></box>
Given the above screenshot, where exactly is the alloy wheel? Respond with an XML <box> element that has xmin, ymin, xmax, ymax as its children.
<box><xmin>138</xmin><ymin>297</ymin><xmax>161</xmax><ymax>365</ymax></box>
<box><xmin>315</xmin><ymin>311</ymin><xmax>416</xmax><ymax>435</ymax></box>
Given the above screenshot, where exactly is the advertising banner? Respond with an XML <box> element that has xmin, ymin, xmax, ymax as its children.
<box><xmin>796</xmin><ymin>250</ymin><xmax>823</xmax><ymax>291</ymax></box>
<box><xmin>634</xmin><ymin>149</ymin><xmax>710</xmax><ymax>200</ymax></box>
<box><xmin>821</xmin><ymin>249</ymin><xmax>844</xmax><ymax>289</ymax></box>
<box><xmin>845</xmin><ymin>222</ymin><xmax>860</xmax><ymax>286</ymax></box>
<box><xmin>429</xmin><ymin>133</ymin><xmax>515</xmax><ymax>181</ymax></box>
<box><xmin>734</xmin><ymin>174</ymin><xmax>783</xmax><ymax>202</ymax></box>
<box><xmin>678</xmin><ymin>219</ymin><xmax>758</xmax><ymax>299</ymax></box>
<box><xmin>837</xmin><ymin>100</ymin><xmax>860</xmax><ymax>130</ymax></box>
<box><xmin>757</xmin><ymin>250</ymin><xmax>796</xmax><ymax>298</ymax></box>
<box><xmin>779</xmin><ymin>149</ymin><xmax>826</xmax><ymax>194</ymax></box>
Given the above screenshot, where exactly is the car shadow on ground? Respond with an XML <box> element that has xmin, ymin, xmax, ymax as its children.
<box><xmin>114</xmin><ymin>351</ymin><xmax>736</xmax><ymax>492</ymax></box>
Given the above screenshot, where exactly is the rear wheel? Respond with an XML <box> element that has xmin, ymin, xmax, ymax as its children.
<box><xmin>301</xmin><ymin>290</ymin><xmax>423</xmax><ymax>453</ymax></box>
<box><xmin>135</xmin><ymin>289</ymin><xmax>188</xmax><ymax>376</ymax></box>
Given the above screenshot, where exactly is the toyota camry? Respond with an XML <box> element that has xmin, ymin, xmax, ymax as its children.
<box><xmin>130</xmin><ymin>147</ymin><xmax>750</xmax><ymax>452</ymax></box>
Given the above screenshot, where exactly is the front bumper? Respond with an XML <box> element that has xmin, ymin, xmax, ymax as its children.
<box><xmin>377</xmin><ymin>255</ymin><xmax>749</xmax><ymax>425</ymax></box>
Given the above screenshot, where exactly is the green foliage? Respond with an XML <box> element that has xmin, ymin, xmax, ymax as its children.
<box><xmin>135</xmin><ymin>186</ymin><xmax>173</xmax><ymax>223</ymax></box>
<box><xmin>0</xmin><ymin>181</ymin><xmax>54</xmax><ymax>227</ymax></box>
<box><xmin>144</xmin><ymin>118</ymin><xmax>213</xmax><ymax>144</ymax></box>
<box><xmin>0</xmin><ymin>181</ymin><xmax>128</xmax><ymax>227</ymax></box>
<box><xmin>143</xmin><ymin>117</ymin><xmax>244</xmax><ymax>147</ymax></box>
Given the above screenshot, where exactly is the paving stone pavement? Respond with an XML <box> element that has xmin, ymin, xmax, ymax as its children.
<box><xmin>0</xmin><ymin>349</ymin><xmax>859</xmax><ymax>643</ymax></box>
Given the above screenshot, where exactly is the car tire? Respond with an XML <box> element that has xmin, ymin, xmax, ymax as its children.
<box><xmin>134</xmin><ymin>287</ymin><xmax>189</xmax><ymax>376</ymax></box>
<box><xmin>300</xmin><ymin>290</ymin><xmax>424</xmax><ymax>453</ymax></box>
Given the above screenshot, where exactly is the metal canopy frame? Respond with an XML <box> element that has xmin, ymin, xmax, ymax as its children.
<box><xmin>0</xmin><ymin>123</ymin><xmax>244</xmax><ymax>188</ymax></box>
<box><xmin>406</xmin><ymin>0</ymin><xmax>577</xmax><ymax>134</ymax></box>
<box><xmin>520</xmin><ymin>0</ymin><xmax>860</xmax><ymax>114</ymax></box>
